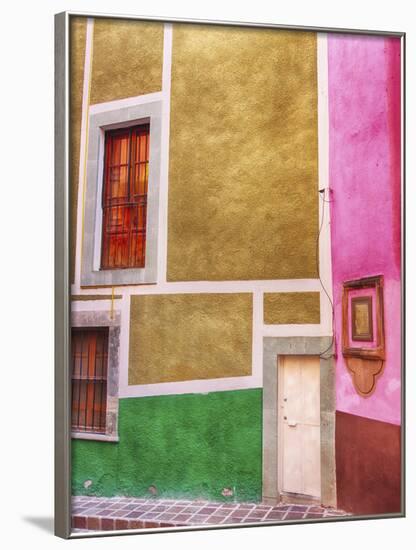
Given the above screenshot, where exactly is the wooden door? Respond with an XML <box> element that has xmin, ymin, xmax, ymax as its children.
<box><xmin>279</xmin><ymin>355</ymin><xmax>321</xmax><ymax>499</ymax></box>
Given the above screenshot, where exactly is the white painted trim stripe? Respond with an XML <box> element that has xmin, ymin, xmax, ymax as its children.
<box><xmin>71</xmin><ymin>300</ymin><xmax>121</xmax><ymax>312</ymax></box>
<box><xmin>74</xmin><ymin>18</ymin><xmax>94</xmax><ymax>290</ymax></box>
<box><xmin>119</xmin><ymin>294</ymin><xmax>132</xmax><ymax>396</ymax></box>
<box><xmin>158</xmin><ymin>23</ymin><xmax>173</xmax><ymax>284</ymax></box>
<box><xmin>317</xmin><ymin>33</ymin><xmax>334</xmax><ymax>336</ymax></box>
<box><xmin>73</xmin><ymin>278</ymin><xmax>323</xmax><ymax>296</ymax></box>
<box><xmin>252</xmin><ymin>290</ymin><xmax>264</xmax><ymax>387</ymax></box>
<box><xmin>121</xmin><ymin>376</ymin><xmax>262</xmax><ymax>399</ymax></box>
<box><xmin>89</xmin><ymin>91</ymin><xmax>164</xmax><ymax>114</ymax></box>
<box><xmin>262</xmin><ymin>324</ymin><xmax>330</xmax><ymax>337</ymax></box>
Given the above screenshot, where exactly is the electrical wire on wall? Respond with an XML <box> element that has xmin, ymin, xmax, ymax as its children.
<box><xmin>316</xmin><ymin>188</ymin><xmax>336</xmax><ymax>360</ymax></box>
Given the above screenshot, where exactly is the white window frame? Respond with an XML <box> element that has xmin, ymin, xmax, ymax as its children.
<box><xmin>81</xmin><ymin>98</ymin><xmax>162</xmax><ymax>287</ymax></box>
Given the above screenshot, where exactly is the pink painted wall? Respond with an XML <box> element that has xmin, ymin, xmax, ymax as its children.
<box><xmin>328</xmin><ymin>35</ymin><xmax>401</xmax><ymax>425</ymax></box>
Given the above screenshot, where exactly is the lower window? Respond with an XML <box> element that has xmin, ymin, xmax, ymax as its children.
<box><xmin>71</xmin><ymin>327</ymin><xmax>109</xmax><ymax>434</ymax></box>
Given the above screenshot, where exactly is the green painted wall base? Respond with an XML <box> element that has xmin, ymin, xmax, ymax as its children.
<box><xmin>72</xmin><ymin>389</ymin><xmax>262</xmax><ymax>502</ymax></box>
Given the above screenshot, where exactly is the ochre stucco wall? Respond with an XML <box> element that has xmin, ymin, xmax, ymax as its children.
<box><xmin>70</xmin><ymin>17</ymin><xmax>86</xmax><ymax>284</ymax></box>
<box><xmin>263</xmin><ymin>292</ymin><xmax>320</xmax><ymax>324</ymax></box>
<box><xmin>89</xmin><ymin>18</ymin><xmax>163</xmax><ymax>105</ymax></box>
<box><xmin>129</xmin><ymin>293</ymin><xmax>252</xmax><ymax>384</ymax></box>
<box><xmin>167</xmin><ymin>25</ymin><xmax>319</xmax><ymax>281</ymax></box>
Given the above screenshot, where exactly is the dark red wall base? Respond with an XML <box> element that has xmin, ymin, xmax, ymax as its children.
<box><xmin>336</xmin><ymin>411</ymin><xmax>401</xmax><ymax>515</ymax></box>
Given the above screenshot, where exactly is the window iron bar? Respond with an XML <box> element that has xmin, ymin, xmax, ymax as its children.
<box><xmin>101</xmin><ymin>123</ymin><xmax>150</xmax><ymax>269</ymax></box>
<box><xmin>71</xmin><ymin>328</ymin><xmax>109</xmax><ymax>434</ymax></box>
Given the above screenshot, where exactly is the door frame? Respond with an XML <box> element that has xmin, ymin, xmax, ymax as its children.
<box><xmin>262</xmin><ymin>336</ymin><xmax>336</xmax><ymax>507</ymax></box>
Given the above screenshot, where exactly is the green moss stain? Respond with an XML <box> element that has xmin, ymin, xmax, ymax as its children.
<box><xmin>72</xmin><ymin>389</ymin><xmax>262</xmax><ymax>502</ymax></box>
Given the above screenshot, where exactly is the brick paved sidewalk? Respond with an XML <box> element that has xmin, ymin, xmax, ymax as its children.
<box><xmin>72</xmin><ymin>496</ymin><xmax>349</xmax><ymax>532</ymax></box>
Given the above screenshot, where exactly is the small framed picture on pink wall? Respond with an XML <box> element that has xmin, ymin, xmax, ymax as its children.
<box><xmin>342</xmin><ymin>275</ymin><xmax>385</xmax><ymax>361</ymax></box>
<box><xmin>341</xmin><ymin>276</ymin><xmax>386</xmax><ymax>397</ymax></box>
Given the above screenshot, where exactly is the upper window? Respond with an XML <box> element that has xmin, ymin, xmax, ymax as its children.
<box><xmin>71</xmin><ymin>327</ymin><xmax>109</xmax><ymax>434</ymax></box>
<box><xmin>101</xmin><ymin>124</ymin><xmax>150</xmax><ymax>270</ymax></box>
<box><xmin>81</xmin><ymin>99</ymin><xmax>162</xmax><ymax>287</ymax></box>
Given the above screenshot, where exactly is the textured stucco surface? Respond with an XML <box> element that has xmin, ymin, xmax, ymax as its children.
<box><xmin>336</xmin><ymin>411</ymin><xmax>401</xmax><ymax>514</ymax></box>
<box><xmin>89</xmin><ymin>18</ymin><xmax>163</xmax><ymax>105</ymax></box>
<box><xmin>72</xmin><ymin>390</ymin><xmax>262</xmax><ymax>501</ymax></box>
<box><xmin>129</xmin><ymin>293</ymin><xmax>252</xmax><ymax>385</ymax></box>
<box><xmin>167</xmin><ymin>25</ymin><xmax>319</xmax><ymax>281</ymax></box>
<box><xmin>328</xmin><ymin>35</ymin><xmax>401</xmax><ymax>425</ymax></box>
<box><xmin>263</xmin><ymin>292</ymin><xmax>320</xmax><ymax>324</ymax></box>
<box><xmin>70</xmin><ymin>17</ymin><xmax>86</xmax><ymax>284</ymax></box>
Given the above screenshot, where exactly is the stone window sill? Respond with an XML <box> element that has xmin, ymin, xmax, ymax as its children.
<box><xmin>71</xmin><ymin>432</ymin><xmax>119</xmax><ymax>443</ymax></box>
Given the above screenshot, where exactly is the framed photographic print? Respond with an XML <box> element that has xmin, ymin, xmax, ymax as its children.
<box><xmin>351</xmin><ymin>296</ymin><xmax>374</xmax><ymax>342</ymax></box>
<box><xmin>55</xmin><ymin>11</ymin><xmax>405</xmax><ymax>538</ymax></box>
